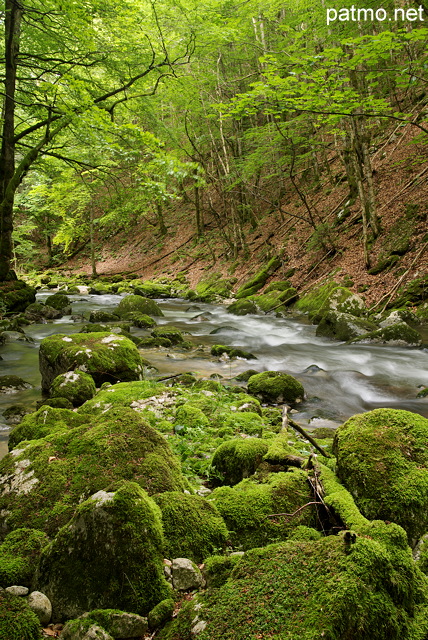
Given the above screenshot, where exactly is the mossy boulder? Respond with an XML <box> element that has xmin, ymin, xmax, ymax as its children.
<box><xmin>153</xmin><ymin>492</ymin><xmax>229</xmax><ymax>562</ymax></box>
<box><xmin>316</xmin><ymin>311</ymin><xmax>378</xmax><ymax>341</ymax></box>
<box><xmin>33</xmin><ymin>481</ymin><xmax>172</xmax><ymax>621</ymax></box>
<box><xmin>295</xmin><ymin>281</ymin><xmax>366</xmax><ymax>320</ymax></box>
<box><xmin>50</xmin><ymin>371</ymin><xmax>96</xmax><ymax>407</ymax></box>
<box><xmin>333</xmin><ymin>408</ymin><xmax>428</xmax><ymax>545</ymax></box>
<box><xmin>0</xmin><ymin>375</ymin><xmax>32</xmax><ymax>394</ymax></box>
<box><xmin>0</xmin><ymin>407</ymin><xmax>185</xmax><ymax>536</ymax></box>
<box><xmin>250</xmin><ymin>287</ymin><xmax>298</xmax><ymax>313</ymax></box>
<box><xmin>235</xmin><ymin>257</ymin><xmax>282</xmax><ymax>298</ymax></box>
<box><xmin>148</xmin><ymin>598</ymin><xmax>175</xmax><ymax>630</ymax></box>
<box><xmin>349</xmin><ymin>322</ymin><xmax>422</xmax><ymax>347</ymax></box>
<box><xmin>247</xmin><ymin>371</ymin><xmax>304</xmax><ymax>404</ymax></box>
<box><xmin>211</xmin><ymin>345</ymin><xmax>256</xmax><ymax>360</ymax></box>
<box><xmin>123</xmin><ymin>312</ymin><xmax>157</xmax><ymax>328</ymax></box>
<box><xmin>210</xmin><ymin>470</ymin><xmax>314</xmax><ymax>550</ymax></box>
<box><xmin>134</xmin><ymin>281</ymin><xmax>172</xmax><ymax>298</ymax></box>
<box><xmin>226</xmin><ymin>299</ymin><xmax>258</xmax><ymax>315</ymax></box>
<box><xmin>39</xmin><ymin>332</ymin><xmax>145</xmax><ymax>392</ymax></box>
<box><xmin>24</xmin><ymin>302</ymin><xmax>62</xmax><ymax>321</ymax></box>
<box><xmin>0</xmin><ymin>280</ymin><xmax>36</xmax><ymax>313</ymax></box>
<box><xmin>152</xmin><ymin>326</ymin><xmax>188</xmax><ymax>345</ymax></box>
<box><xmin>0</xmin><ymin>590</ymin><xmax>41</xmax><ymax>640</ymax></box>
<box><xmin>0</xmin><ymin>528</ymin><xmax>48</xmax><ymax>587</ymax></box>
<box><xmin>194</xmin><ymin>274</ymin><xmax>236</xmax><ymax>302</ymax></box>
<box><xmin>210</xmin><ymin>438</ymin><xmax>269</xmax><ymax>486</ymax></box>
<box><xmin>88</xmin><ymin>310</ymin><xmax>120</xmax><ymax>323</ymax></box>
<box><xmin>46</xmin><ymin>293</ymin><xmax>71</xmax><ymax>311</ymax></box>
<box><xmin>8</xmin><ymin>406</ymin><xmax>88</xmax><ymax>450</ymax></box>
<box><xmin>115</xmin><ymin>294</ymin><xmax>164</xmax><ymax>317</ymax></box>
<box><xmin>175</xmin><ymin>404</ymin><xmax>210</xmax><ymax>429</ymax></box>
<box><xmin>203</xmin><ymin>555</ymin><xmax>243</xmax><ymax>589</ymax></box>
<box><xmin>180</xmin><ymin>531</ymin><xmax>428</xmax><ymax>640</ymax></box>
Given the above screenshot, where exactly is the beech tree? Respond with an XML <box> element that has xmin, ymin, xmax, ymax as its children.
<box><xmin>0</xmin><ymin>0</ymin><xmax>194</xmax><ymax>280</ymax></box>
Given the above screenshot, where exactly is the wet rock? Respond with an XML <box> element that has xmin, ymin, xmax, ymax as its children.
<box><xmin>25</xmin><ymin>302</ymin><xmax>62</xmax><ymax>321</ymax></box>
<box><xmin>349</xmin><ymin>321</ymin><xmax>422</xmax><ymax>347</ymax></box>
<box><xmin>116</xmin><ymin>294</ymin><xmax>164</xmax><ymax>317</ymax></box>
<box><xmin>2</xmin><ymin>405</ymin><xmax>31</xmax><ymax>425</ymax></box>
<box><xmin>316</xmin><ymin>310</ymin><xmax>377</xmax><ymax>341</ymax></box>
<box><xmin>0</xmin><ymin>376</ymin><xmax>32</xmax><ymax>394</ymax></box>
<box><xmin>88</xmin><ymin>310</ymin><xmax>120</xmax><ymax>323</ymax></box>
<box><xmin>46</xmin><ymin>293</ymin><xmax>71</xmax><ymax>312</ymax></box>
<box><xmin>226</xmin><ymin>299</ymin><xmax>258</xmax><ymax>315</ymax></box>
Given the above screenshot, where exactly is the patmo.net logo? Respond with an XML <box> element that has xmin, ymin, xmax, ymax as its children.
<box><xmin>326</xmin><ymin>4</ymin><xmax>425</xmax><ymax>24</ymax></box>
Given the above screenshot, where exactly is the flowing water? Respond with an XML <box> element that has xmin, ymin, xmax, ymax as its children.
<box><xmin>1</xmin><ymin>291</ymin><xmax>427</xmax><ymax>458</ymax></box>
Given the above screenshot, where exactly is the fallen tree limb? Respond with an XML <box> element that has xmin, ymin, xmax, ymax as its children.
<box><xmin>288</xmin><ymin>414</ymin><xmax>331</xmax><ymax>458</ymax></box>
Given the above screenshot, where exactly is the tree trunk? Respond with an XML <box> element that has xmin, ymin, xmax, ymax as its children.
<box><xmin>0</xmin><ymin>0</ymin><xmax>22</xmax><ymax>280</ymax></box>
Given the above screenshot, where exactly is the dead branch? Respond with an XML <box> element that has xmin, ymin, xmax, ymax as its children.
<box><xmin>288</xmin><ymin>417</ymin><xmax>331</xmax><ymax>458</ymax></box>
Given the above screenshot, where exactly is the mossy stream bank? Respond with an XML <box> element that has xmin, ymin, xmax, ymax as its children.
<box><xmin>1</xmin><ymin>284</ymin><xmax>428</xmax><ymax>639</ymax></box>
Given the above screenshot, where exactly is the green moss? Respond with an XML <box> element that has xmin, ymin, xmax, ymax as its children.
<box><xmin>295</xmin><ymin>281</ymin><xmax>365</xmax><ymax>320</ymax></box>
<box><xmin>116</xmin><ymin>294</ymin><xmax>164</xmax><ymax>317</ymax></box>
<box><xmin>152</xmin><ymin>326</ymin><xmax>187</xmax><ymax>345</ymax></box>
<box><xmin>175</xmin><ymin>404</ymin><xmax>210</xmax><ymax>429</ymax></box>
<box><xmin>148</xmin><ymin>599</ymin><xmax>175</xmax><ymax>630</ymax></box>
<box><xmin>0</xmin><ymin>591</ymin><xmax>41</xmax><ymax>640</ymax></box>
<box><xmin>226</xmin><ymin>299</ymin><xmax>258</xmax><ymax>315</ymax></box>
<box><xmin>77</xmin><ymin>380</ymin><xmax>168</xmax><ymax>415</ymax></box>
<box><xmin>39</xmin><ymin>332</ymin><xmax>145</xmax><ymax>391</ymax></box>
<box><xmin>251</xmin><ymin>287</ymin><xmax>298</xmax><ymax>313</ymax></box>
<box><xmin>37</xmin><ymin>397</ymin><xmax>74</xmax><ymax>410</ymax></box>
<box><xmin>153</xmin><ymin>492</ymin><xmax>229</xmax><ymax>562</ymax></box>
<box><xmin>247</xmin><ymin>371</ymin><xmax>304</xmax><ymax>404</ymax></box>
<box><xmin>0</xmin><ymin>528</ymin><xmax>48</xmax><ymax>587</ymax></box>
<box><xmin>204</xmin><ymin>554</ymin><xmax>242</xmax><ymax>589</ymax></box>
<box><xmin>134</xmin><ymin>281</ymin><xmax>172</xmax><ymax>298</ymax></box>
<box><xmin>235</xmin><ymin>257</ymin><xmax>282</xmax><ymax>298</ymax></box>
<box><xmin>349</xmin><ymin>322</ymin><xmax>422</xmax><ymax>347</ymax></box>
<box><xmin>50</xmin><ymin>371</ymin><xmax>96</xmax><ymax>407</ymax></box>
<box><xmin>0</xmin><ymin>407</ymin><xmax>185</xmax><ymax>536</ymax></box>
<box><xmin>0</xmin><ymin>280</ymin><xmax>36</xmax><ymax>313</ymax></box>
<box><xmin>219</xmin><ymin>412</ymin><xmax>263</xmax><ymax>437</ymax></box>
<box><xmin>210</xmin><ymin>438</ymin><xmax>269</xmax><ymax>486</ymax></box>
<box><xmin>193</xmin><ymin>531</ymin><xmax>428</xmax><ymax>640</ymax></box>
<box><xmin>8</xmin><ymin>406</ymin><xmax>87</xmax><ymax>450</ymax></box>
<box><xmin>123</xmin><ymin>312</ymin><xmax>157</xmax><ymax>328</ymax></box>
<box><xmin>46</xmin><ymin>293</ymin><xmax>70</xmax><ymax>310</ymax></box>
<box><xmin>88</xmin><ymin>310</ymin><xmax>120</xmax><ymax>322</ymax></box>
<box><xmin>211</xmin><ymin>345</ymin><xmax>256</xmax><ymax>360</ymax></box>
<box><xmin>210</xmin><ymin>470</ymin><xmax>314</xmax><ymax>550</ymax></box>
<box><xmin>34</xmin><ymin>481</ymin><xmax>171</xmax><ymax>621</ymax></box>
<box><xmin>316</xmin><ymin>311</ymin><xmax>377</xmax><ymax>341</ymax></box>
<box><xmin>333</xmin><ymin>409</ymin><xmax>428</xmax><ymax>544</ymax></box>
<box><xmin>194</xmin><ymin>273</ymin><xmax>236</xmax><ymax>301</ymax></box>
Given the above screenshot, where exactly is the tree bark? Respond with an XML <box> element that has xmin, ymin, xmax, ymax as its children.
<box><xmin>0</xmin><ymin>0</ymin><xmax>22</xmax><ymax>279</ymax></box>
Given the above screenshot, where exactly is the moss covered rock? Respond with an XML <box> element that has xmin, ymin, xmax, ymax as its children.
<box><xmin>211</xmin><ymin>345</ymin><xmax>256</xmax><ymax>360</ymax></box>
<box><xmin>152</xmin><ymin>326</ymin><xmax>188</xmax><ymax>345</ymax></box>
<box><xmin>333</xmin><ymin>408</ymin><xmax>428</xmax><ymax>545</ymax></box>
<box><xmin>210</xmin><ymin>438</ymin><xmax>269</xmax><ymax>486</ymax></box>
<box><xmin>180</xmin><ymin>532</ymin><xmax>428</xmax><ymax>640</ymax></box>
<box><xmin>0</xmin><ymin>375</ymin><xmax>32</xmax><ymax>394</ymax></box>
<box><xmin>0</xmin><ymin>528</ymin><xmax>48</xmax><ymax>587</ymax></box>
<box><xmin>247</xmin><ymin>371</ymin><xmax>304</xmax><ymax>404</ymax></box>
<box><xmin>295</xmin><ymin>281</ymin><xmax>366</xmax><ymax>320</ymax></box>
<box><xmin>203</xmin><ymin>555</ymin><xmax>242</xmax><ymax>589</ymax></box>
<box><xmin>0</xmin><ymin>590</ymin><xmax>41</xmax><ymax>640</ymax></box>
<box><xmin>39</xmin><ymin>332</ymin><xmax>145</xmax><ymax>392</ymax></box>
<box><xmin>148</xmin><ymin>598</ymin><xmax>175</xmax><ymax>630</ymax></box>
<box><xmin>8</xmin><ymin>406</ymin><xmax>87</xmax><ymax>450</ymax></box>
<box><xmin>24</xmin><ymin>302</ymin><xmax>62</xmax><ymax>321</ymax></box>
<box><xmin>34</xmin><ymin>481</ymin><xmax>171</xmax><ymax>621</ymax></box>
<box><xmin>88</xmin><ymin>310</ymin><xmax>120</xmax><ymax>323</ymax></box>
<box><xmin>316</xmin><ymin>311</ymin><xmax>377</xmax><ymax>341</ymax></box>
<box><xmin>46</xmin><ymin>293</ymin><xmax>71</xmax><ymax>311</ymax></box>
<box><xmin>50</xmin><ymin>371</ymin><xmax>96</xmax><ymax>407</ymax></box>
<box><xmin>0</xmin><ymin>407</ymin><xmax>185</xmax><ymax>536</ymax></box>
<box><xmin>134</xmin><ymin>281</ymin><xmax>172</xmax><ymax>298</ymax></box>
<box><xmin>0</xmin><ymin>280</ymin><xmax>36</xmax><ymax>313</ymax></box>
<box><xmin>251</xmin><ymin>287</ymin><xmax>298</xmax><ymax>314</ymax></box>
<box><xmin>123</xmin><ymin>312</ymin><xmax>157</xmax><ymax>328</ymax></box>
<box><xmin>349</xmin><ymin>322</ymin><xmax>422</xmax><ymax>347</ymax></box>
<box><xmin>153</xmin><ymin>492</ymin><xmax>229</xmax><ymax>562</ymax></box>
<box><xmin>235</xmin><ymin>257</ymin><xmax>282</xmax><ymax>299</ymax></box>
<box><xmin>175</xmin><ymin>404</ymin><xmax>210</xmax><ymax>429</ymax></box>
<box><xmin>194</xmin><ymin>274</ymin><xmax>236</xmax><ymax>302</ymax></box>
<box><xmin>226</xmin><ymin>299</ymin><xmax>258</xmax><ymax>315</ymax></box>
<box><xmin>116</xmin><ymin>294</ymin><xmax>164</xmax><ymax>317</ymax></box>
<box><xmin>210</xmin><ymin>470</ymin><xmax>314</xmax><ymax>550</ymax></box>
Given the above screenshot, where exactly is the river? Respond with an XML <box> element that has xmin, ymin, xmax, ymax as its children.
<box><xmin>1</xmin><ymin>291</ymin><xmax>427</xmax><ymax>457</ymax></box>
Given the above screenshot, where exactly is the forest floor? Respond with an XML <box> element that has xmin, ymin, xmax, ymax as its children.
<box><xmin>63</xmin><ymin>121</ymin><xmax>428</xmax><ymax>307</ymax></box>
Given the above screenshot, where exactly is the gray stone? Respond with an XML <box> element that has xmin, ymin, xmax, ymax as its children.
<box><xmin>5</xmin><ymin>585</ymin><xmax>29</xmax><ymax>596</ymax></box>
<box><xmin>61</xmin><ymin>621</ymin><xmax>114</xmax><ymax>640</ymax></box>
<box><xmin>172</xmin><ymin>558</ymin><xmax>204</xmax><ymax>591</ymax></box>
<box><xmin>83</xmin><ymin>611</ymin><xmax>148</xmax><ymax>638</ymax></box>
<box><xmin>27</xmin><ymin>590</ymin><xmax>52</xmax><ymax>624</ymax></box>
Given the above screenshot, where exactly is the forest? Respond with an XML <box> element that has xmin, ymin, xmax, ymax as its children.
<box><xmin>0</xmin><ymin>0</ymin><xmax>428</xmax><ymax>639</ymax></box>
